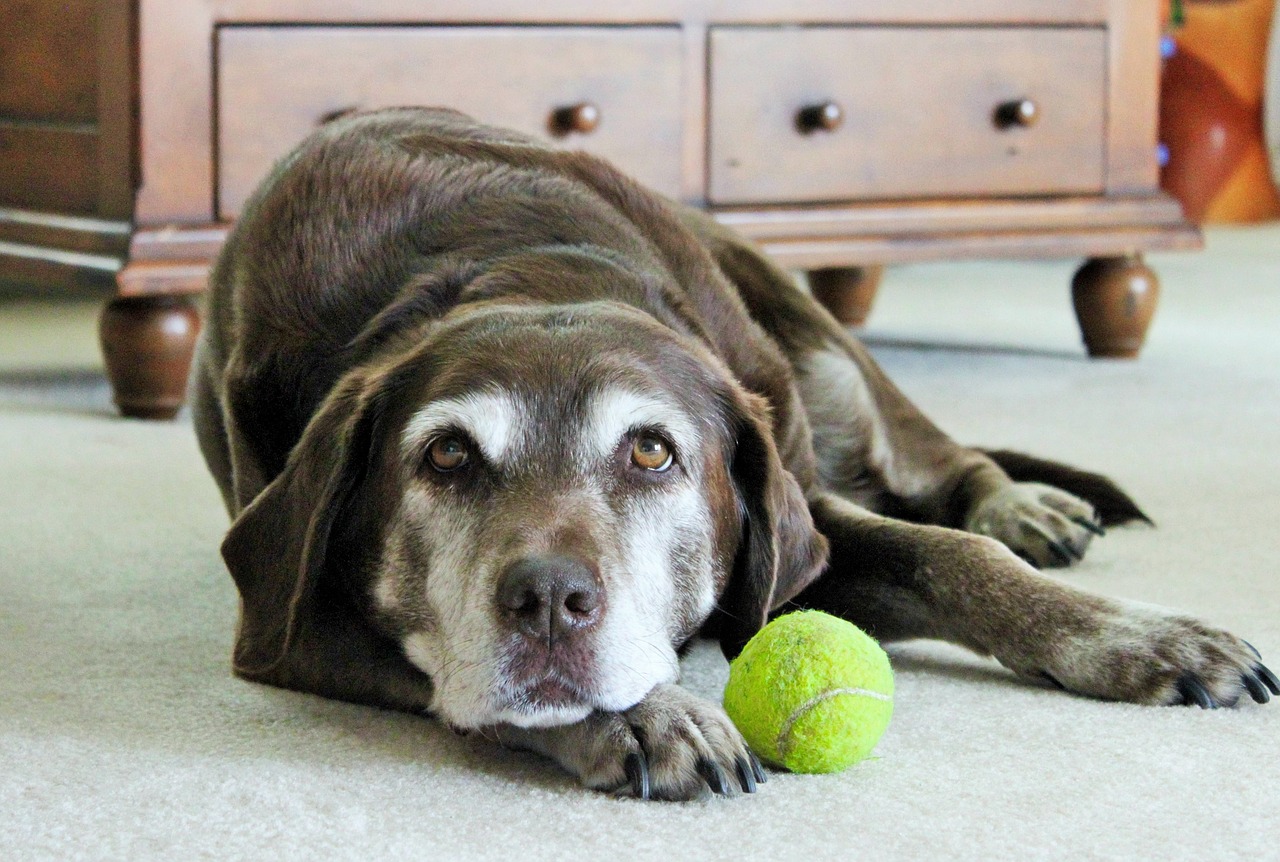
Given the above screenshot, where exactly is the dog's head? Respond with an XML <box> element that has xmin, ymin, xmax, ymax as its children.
<box><xmin>221</xmin><ymin>300</ymin><xmax>826</xmax><ymax>730</ymax></box>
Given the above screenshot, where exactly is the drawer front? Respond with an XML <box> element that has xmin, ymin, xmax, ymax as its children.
<box><xmin>218</xmin><ymin>26</ymin><xmax>684</xmax><ymax>219</ymax></box>
<box><xmin>708</xmin><ymin>27</ymin><xmax>1107</xmax><ymax>205</ymax></box>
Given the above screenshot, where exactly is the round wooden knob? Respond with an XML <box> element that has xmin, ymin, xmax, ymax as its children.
<box><xmin>995</xmin><ymin>99</ymin><xmax>1039</xmax><ymax>129</ymax></box>
<box><xmin>550</xmin><ymin>102</ymin><xmax>601</xmax><ymax>136</ymax></box>
<box><xmin>796</xmin><ymin>102</ymin><xmax>844</xmax><ymax>134</ymax></box>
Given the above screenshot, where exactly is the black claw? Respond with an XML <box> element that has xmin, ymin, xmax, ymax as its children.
<box><xmin>747</xmin><ymin>749</ymin><xmax>768</xmax><ymax>784</ymax></box>
<box><xmin>1176</xmin><ymin>674</ymin><xmax>1218</xmax><ymax>709</ymax></box>
<box><xmin>1242</xmin><ymin>640</ymin><xmax>1262</xmax><ymax>660</ymax></box>
<box><xmin>698</xmin><ymin>758</ymin><xmax>731</xmax><ymax>796</ymax></box>
<box><xmin>734</xmin><ymin>756</ymin><xmax>758</xmax><ymax>794</ymax></box>
<box><xmin>1071</xmin><ymin>516</ymin><xmax>1106</xmax><ymax>537</ymax></box>
<box><xmin>1046</xmin><ymin>540</ymin><xmax>1076</xmax><ymax>566</ymax></box>
<box><xmin>1039</xmin><ymin>671</ymin><xmax>1067</xmax><ymax>691</ymax></box>
<box><xmin>625</xmin><ymin>752</ymin><xmax>651</xmax><ymax>800</ymax></box>
<box><xmin>1255</xmin><ymin>663</ymin><xmax>1280</xmax><ymax>696</ymax></box>
<box><xmin>1242</xmin><ymin>673</ymin><xmax>1271</xmax><ymax>705</ymax></box>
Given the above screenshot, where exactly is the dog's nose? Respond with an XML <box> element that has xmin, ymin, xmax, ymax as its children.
<box><xmin>496</xmin><ymin>555</ymin><xmax>603</xmax><ymax>644</ymax></box>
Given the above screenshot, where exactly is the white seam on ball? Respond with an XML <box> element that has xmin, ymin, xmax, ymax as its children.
<box><xmin>776</xmin><ymin>687</ymin><xmax>892</xmax><ymax>761</ymax></box>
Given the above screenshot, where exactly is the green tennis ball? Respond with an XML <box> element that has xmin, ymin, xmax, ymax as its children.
<box><xmin>723</xmin><ymin>610</ymin><xmax>893</xmax><ymax>774</ymax></box>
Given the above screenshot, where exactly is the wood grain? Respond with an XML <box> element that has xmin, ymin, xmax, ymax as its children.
<box><xmin>216</xmin><ymin>26</ymin><xmax>686</xmax><ymax>218</ymax></box>
<box><xmin>1105</xmin><ymin>0</ymin><xmax>1162</xmax><ymax>194</ymax></box>
<box><xmin>714</xmin><ymin>195</ymin><xmax>1189</xmax><ymax>240</ymax></box>
<box><xmin>738</xmin><ymin>225</ymin><xmax>1201</xmax><ymax>270</ymax></box>
<box><xmin>133</xmin><ymin>0</ymin><xmax>214</xmax><ymax>223</ymax></box>
<box><xmin>708</xmin><ymin>26</ymin><xmax>1108</xmax><ymax>205</ymax></box>
<box><xmin>0</xmin><ymin>0</ymin><xmax>98</xmax><ymax>122</ymax></box>
<box><xmin>211</xmin><ymin>0</ymin><xmax>1109</xmax><ymax>25</ymax></box>
<box><xmin>0</xmin><ymin>123</ymin><xmax>99</xmax><ymax>213</ymax></box>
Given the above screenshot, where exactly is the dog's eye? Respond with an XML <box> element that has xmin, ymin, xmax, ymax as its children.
<box><xmin>631</xmin><ymin>434</ymin><xmax>674</xmax><ymax>472</ymax></box>
<box><xmin>427</xmin><ymin>436</ymin><xmax>470</xmax><ymax>472</ymax></box>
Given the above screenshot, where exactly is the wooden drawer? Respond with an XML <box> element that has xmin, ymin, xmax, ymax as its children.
<box><xmin>217</xmin><ymin>26</ymin><xmax>684</xmax><ymax>219</ymax></box>
<box><xmin>708</xmin><ymin>27</ymin><xmax>1107</xmax><ymax>205</ymax></box>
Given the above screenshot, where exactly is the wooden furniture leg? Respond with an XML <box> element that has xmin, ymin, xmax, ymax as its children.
<box><xmin>99</xmin><ymin>295</ymin><xmax>202</xmax><ymax>420</ymax></box>
<box><xmin>1070</xmin><ymin>255</ymin><xmax>1160</xmax><ymax>359</ymax></box>
<box><xmin>808</xmin><ymin>266</ymin><xmax>884</xmax><ymax>326</ymax></box>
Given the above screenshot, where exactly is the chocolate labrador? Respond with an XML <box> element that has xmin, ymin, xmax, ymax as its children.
<box><xmin>193</xmin><ymin>107</ymin><xmax>1277</xmax><ymax>801</ymax></box>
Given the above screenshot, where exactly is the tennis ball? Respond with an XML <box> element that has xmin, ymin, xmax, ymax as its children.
<box><xmin>723</xmin><ymin>610</ymin><xmax>893</xmax><ymax>774</ymax></box>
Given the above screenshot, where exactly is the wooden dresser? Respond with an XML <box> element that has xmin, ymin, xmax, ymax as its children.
<box><xmin>2</xmin><ymin>0</ymin><xmax>1200</xmax><ymax>419</ymax></box>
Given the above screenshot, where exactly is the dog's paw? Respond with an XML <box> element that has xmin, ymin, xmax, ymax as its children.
<box><xmin>496</xmin><ymin>684</ymin><xmax>765</xmax><ymax>801</ymax></box>
<box><xmin>1031</xmin><ymin>602</ymin><xmax>1279</xmax><ymax>707</ymax></box>
<box><xmin>966</xmin><ymin>482</ymin><xmax>1104</xmax><ymax>569</ymax></box>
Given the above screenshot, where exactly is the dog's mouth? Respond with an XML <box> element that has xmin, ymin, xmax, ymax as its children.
<box><xmin>516</xmin><ymin>674</ymin><xmax>582</xmax><ymax>709</ymax></box>
<box><xmin>494</xmin><ymin>672</ymin><xmax>597</xmax><ymax>727</ymax></box>
<box><xmin>499</xmin><ymin>634</ymin><xmax>604</xmax><ymax>708</ymax></box>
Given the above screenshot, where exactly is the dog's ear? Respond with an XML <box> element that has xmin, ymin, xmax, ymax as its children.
<box><xmin>220</xmin><ymin>366</ymin><xmax>434</xmax><ymax>712</ymax></box>
<box><xmin>715</xmin><ymin>390</ymin><xmax>829</xmax><ymax>660</ymax></box>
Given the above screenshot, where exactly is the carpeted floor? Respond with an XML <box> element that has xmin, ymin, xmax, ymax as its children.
<box><xmin>2</xmin><ymin>226</ymin><xmax>1278</xmax><ymax>860</ymax></box>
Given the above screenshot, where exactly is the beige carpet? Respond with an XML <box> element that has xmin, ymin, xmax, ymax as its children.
<box><xmin>2</xmin><ymin>226</ymin><xmax>1278</xmax><ymax>860</ymax></box>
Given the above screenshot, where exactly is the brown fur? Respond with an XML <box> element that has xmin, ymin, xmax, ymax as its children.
<box><xmin>194</xmin><ymin>108</ymin><xmax>1273</xmax><ymax>801</ymax></box>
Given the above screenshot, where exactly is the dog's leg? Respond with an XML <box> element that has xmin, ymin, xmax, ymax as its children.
<box><xmin>688</xmin><ymin>212</ymin><xmax>1116</xmax><ymax>568</ymax></box>
<box><xmin>791</xmin><ymin>493</ymin><xmax>1277</xmax><ymax>707</ymax></box>
<box><xmin>489</xmin><ymin>684</ymin><xmax>766</xmax><ymax>801</ymax></box>
<box><xmin>792</xmin><ymin>336</ymin><xmax>1111</xmax><ymax>568</ymax></box>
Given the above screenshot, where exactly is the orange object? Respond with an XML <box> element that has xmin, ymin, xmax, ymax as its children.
<box><xmin>1160</xmin><ymin>0</ymin><xmax>1280</xmax><ymax>223</ymax></box>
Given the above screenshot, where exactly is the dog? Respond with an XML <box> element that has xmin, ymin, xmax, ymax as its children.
<box><xmin>194</xmin><ymin>107</ymin><xmax>1277</xmax><ymax>801</ymax></box>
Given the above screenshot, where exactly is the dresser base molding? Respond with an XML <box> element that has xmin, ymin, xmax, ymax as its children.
<box><xmin>100</xmin><ymin>192</ymin><xmax>1199</xmax><ymax>415</ymax></box>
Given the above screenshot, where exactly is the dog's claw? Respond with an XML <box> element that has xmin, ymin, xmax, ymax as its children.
<box><xmin>1039</xmin><ymin>671</ymin><xmax>1067</xmax><ymax>691</ymax></box>
<box><xmin>698</xmin><ymin>758</ymin><xmax>731</xmax><ymax>796</ymax></box>
<box><xmin>746</xmin><ymin>749</ymin><xmax>768</xmax><ymax>784</ymax></box>
<box><xmin>1177</xmin><ymin>674</ymin><xmax>1218</xmax><ymax>709</ymax></box>
<box><xmin>1242</xmin><ymin>640</ymin><xmax>1262</xmax><ymax>660</ymax></box>
<box><xmin>1071</xmin><ymin>516</ymin><xmax>1106</xmax><ymax>537</ymax></box>
<box><xmin>734</xmin><ymin>756</ymin><xmax>758</xmax><ymax>794</ymax></box>
<box><xmin>1046</xmin><ymin>540</ymin><xmax>1077</xmax><ymax>566</ymax></box>
<box><xmin>1242</xmin><ymin>672</ymin><xmax>1271</xmax><ymax>705</ymax></box>
<box><xmin>625</xmin><ymin>752</ymin><xmax>651</xmax><ymax>800</ymax></box>
<box><xmin>1255</xmin><ymin>663</ymin><xmax>1280</xmax><ymax>696</ymax></box>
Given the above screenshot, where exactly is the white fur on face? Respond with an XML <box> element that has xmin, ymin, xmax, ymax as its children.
<box><xmin>580</xmin><ymin>389</ymin><xmax>701</xmax><ymax>464</ymax></box>
<box><xmin>377</xmin><ymin>384</ymin><xmax>719</xmax><ymax>730</ymax></box>
<box><xmin>399</xmin><ymin>391</ymin><xmax>524</xmax><ymax>466</ymax></box>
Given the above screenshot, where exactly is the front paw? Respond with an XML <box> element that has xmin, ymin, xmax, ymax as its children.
<box><xmin>1030</xmin><ymin>602</ymin><xmax>1279</xmax><ymax>708</ymax></box>
<box><xmin>966</xmin><ymin>482</ymin><xmax>1104</xmax><ymax>569</ymax></box>
<box><xmin>497</xmin><ymin>684</ymin><xmax>766</xmax><ymax>801</ymax></box>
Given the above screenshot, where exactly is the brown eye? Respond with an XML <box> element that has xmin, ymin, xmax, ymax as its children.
<box><xmin>427</xmin><ymin>436</ymin><xmax>470</xmax><ymax>472</ymax></box>
<box><xmin>631</xmin><ymin>434</ymin><xmax>674</xmax><ymax>472</ymax></box>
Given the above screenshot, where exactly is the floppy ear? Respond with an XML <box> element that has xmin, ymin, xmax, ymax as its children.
<box><xmin>220</xmin><ymin>367</ymin><xmax>435</xmax><ymax>713</ymax></box>
<box><xmin>715</xmin><ymin>391</ymin><xmax>829</xmax><ymax>660</ymax></box>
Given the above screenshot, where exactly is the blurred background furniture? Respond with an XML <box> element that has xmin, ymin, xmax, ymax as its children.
<box><xmin>1159</xmin><ymin>0</ymin><xmax>1280</xmax><ymax>223</ymax></box>
<box><xmin>1</xmin><ymin>0</ymin><xmax>1200</xmax><ymax>419</ymax></box>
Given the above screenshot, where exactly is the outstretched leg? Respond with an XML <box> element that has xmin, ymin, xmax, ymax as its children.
<box><xmin>687</xmin><ymin>209</ymin><xmax>1126</xmax><ymax>568</ymax></box>
<box><xmin>788</xmin><ymin>493</ymin><xmax>1277</xmax><ymax>707</ymax></box>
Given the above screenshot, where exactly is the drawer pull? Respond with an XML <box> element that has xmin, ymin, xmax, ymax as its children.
<box><xmin>994</xmin><ymin>99</ymin><xmax>1040</xmax><ymax>129</ymax></box>
<box><xmin>550</xmin><ymin>102</ymin><xmax>601</xmax><ymax>136</ymax></box>
<box><xmin>796</xmin><ymin>101</ymin><xmax>844</xmax><ymax>134</ymax></box>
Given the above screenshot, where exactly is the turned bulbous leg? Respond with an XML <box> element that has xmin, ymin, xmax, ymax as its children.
<box><xmin>99</xmin><ymin>295</ymin><xmax>202</xmax><ymax>420</ymax></box>
<box><xmin>1071</xmin><ymin>255</ymin><xmax>1160</xmax><ymax>359</ymax></box>
<box><xmin>808</xmin><ymin>266</ymin><xmax>883</xmax><ymax>327</ymax></box>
